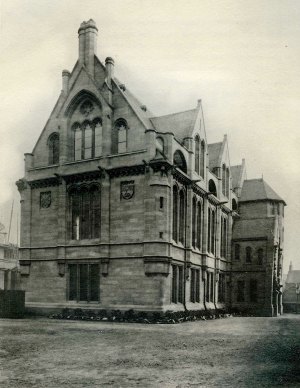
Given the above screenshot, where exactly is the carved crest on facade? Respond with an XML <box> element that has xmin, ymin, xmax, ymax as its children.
<box><xmin>120</xmin><ymin>181</ymin><xmax>135</xmax><ymax>200</ymax></box>
<box><xmin>40</xmin><ymin>191</ymin><xmax>52</xmax><ymax>208</ymax></box>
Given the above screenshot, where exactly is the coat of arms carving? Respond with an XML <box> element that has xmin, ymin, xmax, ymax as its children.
<box><xmin>120</xmin><ymin>181</ymin><xmax>135</xmax><ymax>200</ymax></box>
<box><xmin>40</xmin><ymin>191</ymin><xmax>52</xmax><ymax>208</ymax></box>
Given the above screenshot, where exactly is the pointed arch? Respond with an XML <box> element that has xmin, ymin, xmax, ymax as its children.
<box><xmin>64</xmin><ymin>90</ymin><xmax>102</xmax><ymax>118</ymax></box>
<box><xmin>48</xmin><ymin>132</ymin><xmax>59</xmax><ymax>165</ymax></box>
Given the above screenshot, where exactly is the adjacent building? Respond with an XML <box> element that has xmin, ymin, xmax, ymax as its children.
<box><xmin>17</xmin><ymin>20</ymin><xmax>285</xmax><ymax>317</ymax></box>
<box><xmin>283</xmin><ymin>262</ymin><xmax>300</xmax><ymax>313</ymax></box>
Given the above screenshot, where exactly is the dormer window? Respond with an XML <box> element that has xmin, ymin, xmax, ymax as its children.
<box><xmin>194</xmin><ymin>136</ymin><xmax>200</xmax><ymax>174</ymax></box>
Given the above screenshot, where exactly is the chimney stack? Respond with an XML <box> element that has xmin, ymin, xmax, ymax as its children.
<box><xmin>78</xmin><ymin>19</ymin><xmax>98</xmax><ymax>76</ymax></box>
<box><xmin>62</xmin><ymin>70</ymin><xmax>70</xmax><ymax>93</ymax></box>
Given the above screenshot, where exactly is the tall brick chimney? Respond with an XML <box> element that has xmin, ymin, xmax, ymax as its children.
<box><xmin>78</xmin><ymin>19</ymin><xmax>98</xmax><ymax>76</ymax></box>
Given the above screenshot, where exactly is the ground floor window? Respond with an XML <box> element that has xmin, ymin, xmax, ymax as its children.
<box><xmin>190</xmin><ymin>268</ymin><xmax>200</xmax><ymax>303</ymax></box>
<box><xmin>237</xmin><ymin>280</ymin><xmax>245</xmax><ymax>302</ymax></box>
<box><xmin>68</xmin><ymin>263</ymin><xmax>100</xmax><ymax>302</ymax></box>
<box><xmin>218</xmin><ymin>273</ymin><xmax>226</xmax><ymax>303</ymax></box>
<box><xmin>171</xmin><ymin>264</ymin><xmax>183</xmax><ymax>303</ymax></box>
<box><xmin>249</xmin><ymin>279</ymin><xmax>258</xmax><ymax>302</ymax></box>
<box><xmin>206</xmin><ymin>272</ymin><xmax>214</xmax><ymax>303</ymax></box>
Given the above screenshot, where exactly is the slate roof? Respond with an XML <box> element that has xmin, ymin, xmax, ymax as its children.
<box><xmin>286</xmin><ymin>270</ymin><xmax>300</xmax><ymax>284</ymax></box>
<box><xmin>150</xmin><ymin>108</ymin><xmax>198</xmax><ymax>140</ymax></box>
<box><xmin>113</xmin><ymin>77</ymin><xmax>155</xmax><ymax>130</ymax></box>
<box><xmin>231</xmin><ymin>165</ymin><xmax>243</xmax><ymax>189</ymax></box>
<box><xmin>240</xmin><ymin>179</ymin><xmax>285</xmax><ymax>204</ymax></box>
<box><xmin>208</xmin><ymin>142</ymin><xmax>222</xmax><ymax>170</ymax></box>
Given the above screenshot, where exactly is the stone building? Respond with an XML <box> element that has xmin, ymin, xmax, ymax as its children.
<box><xmin>0</xmin><ymin>241</ymin><xmax>19</xmax><ymax>290</ymax></box>
<box><xmin>283</xmin><ymin>262</ymin><xmax>300</xmax><ymax>313</ymax></box>
<box><xmin>17</xmin><ymin>20</ymin><xmax>285</xmax><ymax>317</ymax></box>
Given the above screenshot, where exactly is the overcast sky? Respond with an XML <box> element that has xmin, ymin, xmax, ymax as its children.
<box><xmin>0</xmin><ymin>0</ymin><xmax>299</xmax><ymax>272</ymax></box>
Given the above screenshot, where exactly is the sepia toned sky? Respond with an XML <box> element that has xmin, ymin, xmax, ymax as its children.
<box><xmin>0</xmin><ymin>0</ymin><xmax>299</xmax><ymax>272</ymax></box>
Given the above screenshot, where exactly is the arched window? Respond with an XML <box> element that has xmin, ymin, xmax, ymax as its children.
<box><xmin>83</xmin><ymin>122</ymin><xmax>93</xmax><ymax>159</ymax></box>
<box><xmin>192</xmin><ymin>197</ymin><xmax>197</xmax><ymax>248</ymax></box>
<box><xmin>194</xmin><ymin>136</ymin><xmax>200</xmax><ymax>174</ymax></box>
<box><xmin>115</xmin><ymin>118</ymin><xmax>128</xmax><ymax>153</ymax></box>
<box><xmin>196</xmin><ymin>201</ymin><xmax>202</xmax><ymax>250</ymax></box>
<box><xmin>207</xmin><ymin>208</ymin><xmax>211</xmax><ymax>253</ymax></box>
<box><xmin>209</xmin><ymin>180</ymin><xmax>217</xmax><ymax>197</ymax></box>
<box><xmin>257</xmin><ymin>248</ymin><xmax>264</xmax><ymax>265</ymax></box>
<box><xmin>73</xmin><ymin>123</ymin><xmax>82</xmax><ymax>160</ymax></box>
<box><xmin>221</xmin><ymin>217</ymin><xmax>227</xmax><ymax>258</ymax></box>
<box><xmin>72</xmin><ymin>118</ymin><xmax>102</xmax><ymax>160</ymax></box>
<box><xmin>235</xmin><ymin>244</ymin><xmax>240</xmax><ymax>260</ymax></box>
<box><xmin>226</xmin><ymin>168</ymin><xmax>230</xmax><ymax>197</ymax></box>
<box><xmin>94</xmin><ymin>118</ymin><xmax>103</xmax><ymax>157</ymax></box>
<box><xmin>246</xmin><ymin>246</ymin><xmax>252</xmax><ymax>263</ymax></box>
<box><xmin>156</xmin><ymin>136</ymin><xmax>164</xmax><ymax>155</ymax></box>
<box><xmin>172</xmin><ymin>186</ymin><xmax>178</xmax><ymax>242</ymax></box>
<box><xmin>232</xmin><ymin>198</ymin><xmax>238</xmax><ymax>211</ymax></box>
<box><xmin>200</xmin><ymin>140</ymin><xmax>205</xmax><ymax>178</ymax></box>
<box><xmin>222</xmin><ymin>164</ymin><xmax>226</xmax><ymax>195</ymax></box>
<box><xmin>211</xmin><ymin>209</ymin><xmax>216</xmax><ymax>255</ymax></box>
<box><xmin>173</xmin><ymin>150</ymin><xmax>187</xmax><ymax>174</ymax></box>
<box><xmin>69</xmin><ymin>185</ymin><xmax>101</xmax><ymax>240</ymax></box>
<box><xmin>48</xmin><ymin>133</ymin><xmax>59</xmax><ymax>165</ymax></box>
<box><xmin>179</xmin><ymin>190</ymin><xmax>185</xmax><ymax>244</ymax></box>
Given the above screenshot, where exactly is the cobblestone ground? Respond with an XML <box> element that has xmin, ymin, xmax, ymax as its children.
<box><xmin>0</xmin><ymin>314</ymin><xmax>299</xmax><ymax>387</ymax></box>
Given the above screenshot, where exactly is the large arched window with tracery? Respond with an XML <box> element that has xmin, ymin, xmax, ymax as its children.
<box><xmin>48</xmin><ymin>133</ymin><xmax>59</xmax><ymax>165</ymax></box>
<box><xmin>72</xmin><ymin>118</ymin><xmax>103</xmax><ymax>161</ymax></box>
<box><xmin>69</xmin><ymin>184</ymin><xmax>101</xmax><ymax>240</ymax></box>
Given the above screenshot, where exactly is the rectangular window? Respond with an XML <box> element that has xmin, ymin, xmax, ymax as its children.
<box><xmin>171</xmin><ymin>264</ymin><xmax>184</xmax><ymax>304</ymax></box>
<box><xmin>249</xmin><ymin>279</ymin><xmax>258</xmax><ymax>303</ymax></box>
<box><xmin>218</xmin><ymin>273</ymin><xmax>225</xmax><ymax>303</ymax></box>
<box><xmin>206</xmin><ymin>272</ymin><xmax>210</xmax><ymax>302</ymax></box>
<box><xmin>68</xmin><ymin>263</ymin><xmax>100</xmax><ymax>302</ymax></box>
<box><xmin>159</xmin><ymin>197</ymin><xmax>164</xmax><ymax>210</ymax></box>
<box><xmin>237</xmin><ymin>280</ymin><xmax>245</xmax><ymax>302</ymax></box>
<box><xmin>190</xmin><ymin>268</ymin><xmax>200</xmax><ymax>303</ymax></box>
<box><xmin>210</xmin><ymin>272</ymin><xmax>214</xmax><ymax>302</ymax></box>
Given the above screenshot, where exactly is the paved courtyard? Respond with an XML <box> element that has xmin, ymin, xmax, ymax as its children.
<box><xmin>0</xmin><ymin>314</ymin><xmax>299</xmax><ymax>387</ymax></box>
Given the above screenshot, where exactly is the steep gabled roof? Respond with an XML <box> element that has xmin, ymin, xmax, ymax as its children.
<box><xmin>150</xmin><ymin>108</ymin><xmax>198</xmax><ymax>140</ymax></box>
<box><xmin>240</xmin><ymin>179</ymin><xmax>286</xmax><ymax>204</ymax></box>
<box><xmin>208</xmin><ymin>142</ymin><xmax>222</xmax><ymax>170</ymax></box>
<box><xmin>113</xmin><ymin>77</ymin><xmax>155</xmax><ymax>130</ymax></box>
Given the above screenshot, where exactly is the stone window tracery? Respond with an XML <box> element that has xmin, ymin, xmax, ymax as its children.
<box><xmin>72</xmin><ymin>118</ymin><xmax>103</xmax><ymax>160</ymax></box>
<box><xmin>69</xmin><ymin>184</ymin><xmax>101</xmax><ymax>240</ymax></box>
